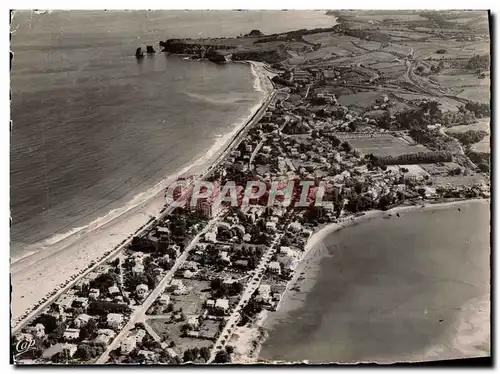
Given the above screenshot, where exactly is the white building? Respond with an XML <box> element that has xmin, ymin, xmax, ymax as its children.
<box><xmin>204</xmin><ymin>231</ymin><xmax>217</xmax><ymax>243</ymax></box>
<box><xmin>56</xmin><ymin>294</ymin><xmax>76</xmax><ymax>311</ymax></box>
<box><xmin>132</xmin><ymin>264</ymin><xmax>145</xmax><ymax>274</ymax></box>
<box><xmin>288</xmin><ymin>221</ymin><xmax>302</xmax><ymax>232</ymax></box>
<box><xmin>258</xmin><ymin>285</ymin><xmax>271</xmax><ymax>302</ymax></box>
<box><xmin>215</xmin><ymin>298</ymin><xmax>229</xmax><ymax>313</ymax></box>
<box><xmin>74</xmin><ymin>314</ymin><xmax>91</xmax><ymax>328</ymax></box>
<box><xmin>121</xmin><ymin>337</ymin><xmax>137</xmax><ymax>354</ymax></box>
<box><xmin>63</xmin><ymin>328</ymin><xmax>80</xmax><ymax>341</ymax></box>
<box><xmin>265</xmin><ymin>221</ymin><xmax>277</xmax><ymax>232</ymax></box>
<box><xmin>108</xmin><ymin>285</ymin><xmax>120</xmax><ymax>296</ymax></box>
<box><xmin>107</xmin><ymin>313</ymin><xmax>124</xmax><ymax>329</ymax></box>
<box><xmin>88</xmin><ymin>288</ymin><xmax>100</xmax><ymax>300</ymax></box>
<box><xmin>187</xmin><ymin>315</ymin><xmax>200</xmax><ymax>329</ymax></box>
<box><xmin>268</xmin><ymin>261</ymin><xmax>281</xmax><ymax>275</ymax></box>
<box><xmin>159</xmin><ymin>294</ymin><xmax>170</xmax><ymax>305</ymax></box>
<box><xmin>136</xmin><ymin>284</ymin><xmax>149</xmax><ymax>299</ymax></box>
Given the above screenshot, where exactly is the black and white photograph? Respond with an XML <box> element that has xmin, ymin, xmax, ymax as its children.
<box><xmin>8</xmin><ymin>8</ymin><xmax>491</xmax><ymax>365</ymax></box>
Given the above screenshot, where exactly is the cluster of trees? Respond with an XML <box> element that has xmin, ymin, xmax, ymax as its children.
<box><xmin>210</xmin><ymin>278</ymin><xmax>244</xmax><ymax>298</ymax></box>
<box><xmin>374</xmin><ymin>150</ymin><xmax>452</xmax><ymax>165</ymax></box>
<box><xmin>213</xmin><ymin>346</ymin><xmax>234</xmax><ymax>363</ymax></box>
<box><xmin>344</xmin><ymin>194</ymin><xmax>374</xmax><ymax>214</ymax></box>
<box><xmin>89</xmin><ymin>272</ymin><xmax>120</xmax><ymax>294</ymax></box>
<box><xmin>33</xmin><ymin>314</ymin><xmax>59</xmax><ymax>334</ymax></box>
<box><xmin>88</xmin><ymin>301</ymin><xmax>131</xmax><ymax>316</ymax></box>
<box><xmin>78</xmin><ymin>319</ymin><xmax>98</xmax><ymax>341</ymax></box>
<box><xmin>464</xmin><ymin>102</ymin><xmax>490</xmax><ymax>118</ymax></box>
<box><xmin>74</xmin><ymin>342</ymin><xmax>104</xmax><ymax>360</ymax></box>
<box><xmin>342</xmin><ymin>28</ymin><xmax>391</xmax><ymax>43</ymax></box>
<box><xmin>466</xmin><ymin>54</ymin><xmax>490</xmax><ymax>71</ymax></box>
<box><xmin>282</xmin><ymin>121</ymin><xmax>311</xmax><ymax>135</ymax></box>
<box><xmin>183</xmin><ymin>346</ymin><xmax>211</xmax><ymax>363</ymax></box>
<box><xmin>449</xmin><ymin>130</ymin><xmax>488</xmax><ymax>146</ymax></box>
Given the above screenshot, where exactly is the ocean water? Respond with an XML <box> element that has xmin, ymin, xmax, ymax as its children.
<box><xmin>10</xmin><ymin>10</ymin><xmax>337</xmax><ymax>256</ymax></box>
<box><xmin>260</xmin><ymin>200</ymin><xmax>490</xmax><ymax>363</ymax></box>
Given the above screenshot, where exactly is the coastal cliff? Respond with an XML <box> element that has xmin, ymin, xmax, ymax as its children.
<box><xmin>160</xmin><ymin>38</ymin><xmax>290</xmax><ymax>64</ymax></box>
<box><xmin>158</xmin><ymin>26</ymin><xmax>341</xmax><ymax>64</ymax></box>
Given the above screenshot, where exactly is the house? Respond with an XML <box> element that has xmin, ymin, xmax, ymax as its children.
<box><xmin>108</xmin><ymin>285</ymin><xmax>120</xmax><ymax>296</ymax></box>
<box><xmin>233</xmin><ymin>259</ymin><xmax>249</xmax><ymax>269</ymax></box>
<box><xmin>268</xmin><ymin>261</ymin><xmax>281</xmax><ymax>275</ymax></box>
<box><xmin>184</xmin><ymin>261</ymin><xmax>199</xmax><ymax>271</ymax></box>
<box><xmin>74</xmin><ymin>314</ymin><xmax>91</xmax><ymax>328</ymax></box>
<box><xmin>288</xmin><ymin>221</ymin><xmax>302</xmax><ymax>232</ymax></box>
<box><xmin>95</xmin><ymin>329</ymin><xmax>116</xmax><ymax>345</ymax></box>
<box><xmin>183</xmin><ymin>269</ymin><xmax>194</xmax><ymax>279</ymax></box>
<box><xmin>121</xmin><ymin>337</ymin><xmax>137</xmax><ymax>354</ymax></box>
<box><xmin>215</xmin><ymin>298</ymin><xmax>230</xmax><ymax>313</ymax></box>
<box><xmin>302</xmin><ymin>228</ymin><xmax>313</xmax><ymax>237</ymax></box>
<box><xmin>258</xmin><ymin>285</ymin><xmax>271</xmax><ymax>302</ymax></box>
<box><xmin>55</xmin><ymin>294</ymin><xmax>76</xmax><ymax>311</ymax></box>
<box><xmin>63</xmin><ymin>328</ymin><xmax>80</xmax><ymax>341</ymax></box>
<box><xmin>220</xmin><ymin>251</ymin><xmax>231</xmax><ymax>263</ymax></box>
<box><xmin>169</xmin><ymin>244</ymin><xmax>181</xmax><ymax>258</ymax></box>
<box><xmin>169</xmin><ymin>279</ymin><xmax>184</xmax><ymax>291</ymax></box>
<box><xmin>107</xmin><ymin>313</ymin><xmax>124</xmax><ymax>329</ymax></box>
<box><xmin>204</xmin><ymin>231</ymin><xmax>217</xmax><ymax>243</ymax></box>
<box><xmin>265</xmin><ymin>221</ymin><xmax>277</xmax><ymax>232</ymax></box>
<box><xmin>187</xmin><ymin>330</ymin><xmax>200</xmax><ymax>338</ymax></box>
<box><xmin>156</xmin><ymin>226</ymin><xmax>170</xmax><ymax>237</ymax></box>
<box><xmin>187</xmin><ymin>315</ymin><xmax>200</xmax><ymax>329</ymax></box>
<box><xmin>159</xmin><ymin>294</ymin><xmax>170</xmax><ymax>305</ymax></box>
<box><xmin>29</xmin><ymin>323</ymin><xmax>45</xmax><ymax>338</ymax></box>
<box><xmin>243</xmin><ymin>233</ymin><xmax>251</xmax><ymax>242</ymax></box>
<box><xmin>279</xmin><ymin>247</ymin><xmax>300</xmax><ymax>259</ymax></box>
<box><xmin>136</xmin><ymin>284</ymin><xmax>149</xmax><ymax>299</ymax></box>
<box><xmin>206</xmin><ymin>299</ymin><xmax>215</xmax><ymax>309</ymax></box>
<box><xmin>132</xmin><ymin>264</ymin><xmax>145</xmax><ymax>274</ymax></box>
<box><xmin>72</xmin><ymin>297</ymin><xmax>89</xmax><ymax>309</ymax></box>
<box><xmin>131</xmin><ymin>329</ymin><xmax>147</xmax><ymax>343</ymax></box>
<box><xmin>138</xmin><ymin>350</ymin><xmax>156</xmax><ymax>360</ymax></box>
<box><xmin>88</xmin><ymin>288</ymin><xmax>100</xmax><ymax>300</ymax></box>
<box><xmin>167</xmin><ymin>348</ymin><xmax>178</xmax><ymax>358</ymax></box>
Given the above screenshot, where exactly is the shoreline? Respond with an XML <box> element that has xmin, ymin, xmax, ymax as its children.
<box><xmin>11</xmin><ymin>60</ymin><xmax>276</xmax><ymax>330</ymax></box>
<box><xmin>229</xmin><ymin>198</ymin><xmax>489</xmax><ymax>364</ymax></box>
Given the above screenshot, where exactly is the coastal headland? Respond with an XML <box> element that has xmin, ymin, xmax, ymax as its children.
<box><xmin>12</xmin><ymin>10</ymin><xmax>490</xmax><ymax>365</ymax></box>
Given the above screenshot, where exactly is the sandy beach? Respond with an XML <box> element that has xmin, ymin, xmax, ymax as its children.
<box><xmin>228</xmin><ymin>199</ymin><xmax>490</xmax><ymax>363</ymax></box>
<box><xmin>11</xmin><ymin>60</ymin><xmax>275</xmax><ymax>328</ymax></box>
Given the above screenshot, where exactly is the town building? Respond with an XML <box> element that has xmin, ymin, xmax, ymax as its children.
<box><xmin>136</xmin><ymin>284</ymin><xmax>149</xmax><ymax>299</ymax></box>
<box><xmin>63</xmin><ymin>328</ymin><xmax>80</xmax><ymax>341</ymax></box>
<box><xmin>215</xmin><ymin>298</ymin><xmax>230</xmax><ymax>314</ymax></box>
<box><xmin>88</xmin><ymin>288</ymin><xmax>100</xmax><ymax>300</ymax></box>
<box><xmin>74</xmin><ymin>314</ymin><xmax>91</xmax><ymax>328</ymax></box>
<box><xmin>107</xmin><ymin>313</ymin><xmax>124</xmax><ymax>329</ymax></box>
<box><xmin>159</xmin><ymin>294</ymin><xmax>170</xmax><ymax>305</ymax></box>
<box><xmin>268</xmin><ymin>261</ymin><xmax>281</xmax><ymax>275</ymax></box>
<box><xmin>121</xmin><ymin>337</ymin><xmax>137</xmax><ymax>354</ymax></box>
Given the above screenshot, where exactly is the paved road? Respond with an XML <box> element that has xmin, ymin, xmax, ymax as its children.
<box><xmin>208</xmin><ymin>233</ymin><xmax>283</xmax><ymax>363</ymax></box>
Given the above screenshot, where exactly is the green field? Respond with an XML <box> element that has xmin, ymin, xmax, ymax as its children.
<box><xmin>347</xmin><ymin>136</ymin><xmax>429</xmax><ymax>157</ymax></box>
